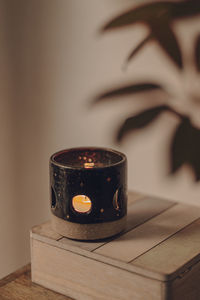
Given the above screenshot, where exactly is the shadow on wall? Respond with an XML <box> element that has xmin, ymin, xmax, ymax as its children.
<box><xmin>93</xmin><ymin>0</ymin><xmax>200</xmax><ymax>182</ymax></box>
<box><xmin>1</xmin><ymin>0</ymin><xmax>200</xmax><ymax>282</ymax></box>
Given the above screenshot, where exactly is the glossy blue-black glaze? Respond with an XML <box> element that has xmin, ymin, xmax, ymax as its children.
<box><xmin>50</xmin><ymin>147</ymin><xmax>127</xmax><ymax>224</ymax></box>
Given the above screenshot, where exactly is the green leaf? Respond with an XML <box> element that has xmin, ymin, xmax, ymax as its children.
<box><xmin>95</xmin><ymin>83</ymin><xmax>164</xmax><ymax>103</ymax></box>
<box><xmin>150</xmin><ymin>22</ymin><xmax>183</xmax><ymax>69</ymax></box>
<box><xmin>117</xmin><ymin>105</ymin><xmax>169</xmax><ymax>142</ymax></box>
<box><xmin>195</xmin><ymin>35</ymin><xmax>200</xmax><ymax>72</ymax></box>
<box><xmin>101</xmin><ymin>2</ymin><xmax>174</xmax><ymax>31</ymax></box>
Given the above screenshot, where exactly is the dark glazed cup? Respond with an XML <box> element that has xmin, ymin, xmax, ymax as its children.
<box><xmin>50</xmin><ymin>147</ymin><xmax>127</xmax><ymax>240</ymax></box>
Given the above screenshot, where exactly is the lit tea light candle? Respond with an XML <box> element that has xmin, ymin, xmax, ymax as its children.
<box><xmin>72</xmin><ymin>195</ymin><xmax>92</xmax><ymax>213</ymax></box>
<box><xmin>50</xmin><ymin>147</ymin><xmax>127</xmax><ymax>240</ymax></box>
<box><xmin>84</xmin><ymin>162</ymin><xmax>95</xmax><ymax>168</ymax></box>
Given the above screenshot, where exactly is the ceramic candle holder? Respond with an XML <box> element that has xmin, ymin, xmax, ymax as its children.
<box><xmin>50</xmin><ymin>147</ymin><xmax>127</xmax><ymax>240</ymax></box>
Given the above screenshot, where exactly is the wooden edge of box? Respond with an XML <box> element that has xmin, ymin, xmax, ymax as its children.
<box><xmin>30</xmin><ymin>229</ymin><xmax>167</xmax><ymax>282</ymax></box>
<box><xmin>31</xmin><ymin>228</ymin><xmax>200</xmax><ymax>282</ymax></box>
<box><xmin>30</xmin><ymin>191</ymin><xmax>200</xmax><ymax>283</ymax></box>
<box><xmin>31</xmin><ymin>238</ymin><xmax>162</xmax><ymax>300</ymax></box>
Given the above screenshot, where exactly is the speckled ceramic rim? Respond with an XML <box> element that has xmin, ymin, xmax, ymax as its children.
<box><xmin>50</xmin><ymin>147</ymin><xmax>127</xmax><ymax>170</ymax></box>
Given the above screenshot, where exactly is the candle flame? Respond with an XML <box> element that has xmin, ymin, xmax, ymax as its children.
<box><xmin>84</xmin><ymin>162</ymin><xmax>95</xmax><ymax>168</ymax></box>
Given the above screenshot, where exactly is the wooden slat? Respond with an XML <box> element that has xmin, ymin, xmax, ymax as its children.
<box><xmin>125</xmin><ymin>196</ymin><xmax>175</xmax><ymax>234</ymax></box>
<box><xmin>58</xmin><ymin>196</ymin><xmax>174</xmax><ymax>252</ymax></box>
<box><xmin>32</xmin><ymin>239</ymin><xmax>162</xmax><ymax>300</ymax></box>
<box><xmin>133</xmin><ymin>218</ymin><xmax>200</xmax><ymax>280</ymax></box>
<box><xmin>58</xmin><ymin>237</ymin><xmax>104</xmax><ymax>252</ymax></box>
<box><xmin>127</xmin><ymin>190</ymin><xmax>144</xmax><ymax>204</ymax></box>
<box><xmin>32</xmin><ymin>221</ymin><xmax>61</xmax><ymax>241</ymax></box>
<box><xmin>170</xmin><ymin>258</ymin><xmax>200</xmax><ymax>300</ymax></box>
<box><xmin>0</xmin><ymin>265</ymin><xmax>31</xmax><ymax>288</ymax></box>
<box><xmin>0</xmin><ymin>264</ymin><xmax>71</xmax><ymax>300</ymax></box>
<box><xmin>94</xmin><ymin>203</ymin><xmax>200</xmax><ymax>263</ymax></box>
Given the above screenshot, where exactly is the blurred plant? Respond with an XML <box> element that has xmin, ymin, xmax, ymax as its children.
<box><xmin>95</xmin><ymin>0</ymin><xmax>200</xmax><ymax>181</ymax></box>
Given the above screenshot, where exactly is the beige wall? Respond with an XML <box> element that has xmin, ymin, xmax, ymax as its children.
<box><xmin>1</xmin><ymin>0</ymin><xmax>200</xmax><ymax>279</ymax></box>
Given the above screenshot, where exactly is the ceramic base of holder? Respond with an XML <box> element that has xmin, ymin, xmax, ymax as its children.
<box><xmin>51</xmin><ymin>214</ymin><xmax>127</xmax><ymax>240</ymax></box>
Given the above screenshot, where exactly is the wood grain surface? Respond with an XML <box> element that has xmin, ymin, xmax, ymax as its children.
<box><xmin>32</xmin><ymin>239</ymin><xmax>162</xmax><ymax>300</ymax></box>
<box><xmin>95</xmin><ymin>203</ymin><xmax>200</xmax><ymax>262</ymax></box>
<box><xmin>30</xmin><ymin>190</ymin><xmax>200</xmax><ymax>299</ymax></box>
<box><xmin>0</xmin><ymin>264</ymin><xmax>72</xmax><ymax>300</ymax></box>
<box><xmin>31</xmin><ymin>192</ymin><xmax>200</xmax><ymax>281</ymax></box>
<box><xmin>133</xmin><ymin>218</ymin><xmax>200</xmax><ymax>280</ymax></box>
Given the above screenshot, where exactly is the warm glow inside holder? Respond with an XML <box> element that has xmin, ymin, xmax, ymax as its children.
<box><xmin>50</xmin><ymin>147</ymin><xmax>127</xmax><ymax>240</ymax></box>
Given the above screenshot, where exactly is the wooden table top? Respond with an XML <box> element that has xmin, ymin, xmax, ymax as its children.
<box><xmin>0</xmin><ymin>264</ymin><xmax>72</xmax><ymax>299</ymax></box>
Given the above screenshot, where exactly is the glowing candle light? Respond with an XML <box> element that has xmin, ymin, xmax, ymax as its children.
<box><xmin>50</xmin><ymin>147</ymin><xmax>127</xmax><ymax>240</ymax></box>
<box><xmin>72</xmin><ymin>195</ymin><xmax>92</xmax><ymax>213</ymax></box>
<box><xmin>84</xmin><ymin>162</ymin><xmax>95</xmax><ymax>168</ymax></box>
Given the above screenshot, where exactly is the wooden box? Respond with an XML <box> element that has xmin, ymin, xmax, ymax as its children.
<box><xmin>31</xmin><ymin>191</ymin><xmax>200</xmax><ymax>300</ymax></box>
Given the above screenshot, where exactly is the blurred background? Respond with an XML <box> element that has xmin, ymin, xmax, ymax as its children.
<box><xmin>1</xmin><ymin>0</ymin><xmax>200</xmax><ymax>279</ymax></box>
